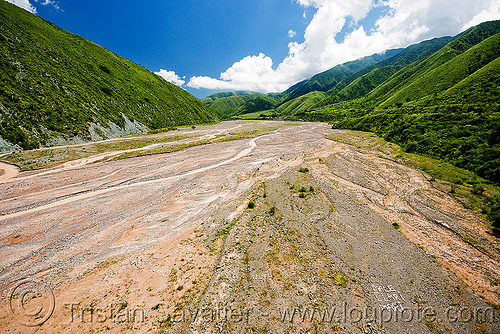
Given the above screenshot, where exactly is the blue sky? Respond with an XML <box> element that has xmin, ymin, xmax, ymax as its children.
<box><xmin>7</xmin><ymin>0</ymin><xmax>500</xmax><ymax>98</ymax></box>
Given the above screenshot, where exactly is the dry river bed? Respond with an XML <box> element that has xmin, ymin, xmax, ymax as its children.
<box><xmin>0</xmin><ymin>121</ymin><xmax>498</xmax><ymax>333</ymax></box>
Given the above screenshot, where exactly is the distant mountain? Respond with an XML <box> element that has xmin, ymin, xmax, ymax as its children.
<box><xmin>367</xmin><ymin>20</ymin><xmax>500</xmax><ymax>106</ymax></box>
<box><xmin>315</xmin><ymin>36</ymin><xmax>454</xmax><ymax>106</ymax></box>
<box><xmin>201</xmin><ymin>91</ymin><xmax>258</xmax><ymax>104</ymax></box>
<box><xmin>206</xmin><ymin>50</ymin><xmax>402</xmax><ymax>117</ymax></box>
<box><xmin>277</xmin><ymin>49</ymin><xmax>403</xmax><ymax>103</ymax></box>
<box><xmin>276</xmin><ymin>91</ymin><xmax>326</xmax><ymax>116</ymax></box>
<box><xmin>0</xmin><ymin>1</ymin><xmax>223</xmax><ymax>152</ymax></box>
<box><xmin>202</xmin><ymin>92</ymin><xmax>277</xmax><ymax>116</ymax></box>
<box><xmin>207</xmin><ymin>37</ymin><xmax>453</xmax><ymax>117</ymax></box>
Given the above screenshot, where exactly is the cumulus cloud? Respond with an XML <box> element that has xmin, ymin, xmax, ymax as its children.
<box><xmin>188</xmin><ymin>53</ymin><xmax>292</xmax><ymax>92</ymax></box>
<box><xmin>288</xmin><ymin>29</ymin><xmax>297</xmax><ymax>38</ymax></box>
<box><xmin>155</xmin><ymin>69</ymin><xmax>186</xmax><ymax>86</ymax></box>
<box><xmin>187</xmin><ymin>0</ymin><xmax>500</xmax><ymax>93</ymax></box>
<box><xmin>463</xmin><ymin>2</ymin><xmax>500</xmax><ymax>30</ymax></box>
<box><xmin>6</xmin><ymin>0</ymin><xmax>37</xmax><ymax>13</ymax></box>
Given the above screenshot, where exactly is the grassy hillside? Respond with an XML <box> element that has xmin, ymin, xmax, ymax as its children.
<box><xmin>206</xmin><ymin>51</ymin><xmax>402</xmax><ymax>117</ymax></box>
<box><xmin>316</xmin><ymin>37</ymin><xmax>453</xmax><ymax>106</ymax></box>
<box><xmin>365</xmin><ymin>21</ymin><xmax>500</xmax><ymax>105</ymax></box>
<box><xmin>271</xmin><ymin>38</ymin><xmax>450</xmax><ymax>116</ymax></box>
<box><xmin>380</xmin><ymin>32</ymin><xmax>500</xmax><ymax>107</ymax></box>
<box><xmin>276</xmin><ymin>91</ymin><xmax>326</xmax><ymax>115</ymax></box>
<box><xmin>207</xmin><ymin>38</ymin><xmax>451</xmax><ymax>118</ymax></box>
<box><xmin>0</xmin><ymin>1</ymin><xmax>222</xmax><ymax>151</ymax></box>
<box><xmin>296</xmin><ymin>22</ymin><xmax>500</xmax><ymax>206</ymax></box>
<box><xmin>201</xmin><ymin>90</ymin><xmax>257</xmax><ymax>104</ymax></box>
<box><xmin>236</xmin><ymin>94</ymin><xmax>278</xmax><ymax>114</ymax></box>
<box><xmin>202</xmin><ymin>93</ymin><xmax>277</xmax><ymax>116</ymax></box>
<box><xmin>278</xmin><ymin>49</ymin><xmax>401</xmax><ymax>103</ymax></box>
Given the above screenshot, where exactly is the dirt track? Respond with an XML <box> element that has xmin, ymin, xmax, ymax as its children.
<box><xmin>0</xmin><ymin>121</ymin><xmax>498</xmax><ymax>333</ymax></box>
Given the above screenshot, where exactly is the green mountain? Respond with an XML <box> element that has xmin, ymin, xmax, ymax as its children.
<box><xmin>316</xmin><ymin>36</ymin><xmax>454</xmax><ymax>106</ymax></box>
<box><xmin>207</xmin><ymin>38</ymin><xmax>451</xmax><ymax>118</ymax></box>
<box><xmin>364</xmin><ymin>20</ymin><xmax>500</xmax><ymax>106</ymax></box>
<box><xmin>298</xmin><ymin>20</ymin><xmax>500</xmax><ymax>188</ymax></box>
<box><xmin>201</xmin><ymin>90</ymin><xmax>258</xmax><ymax>104</ymax></box>
<box><xmin>0</xmin><ymin>1</ymin><xmax>222</xmax><ymax>152</ymax></box>
<box><xmin>277</xmin><ymin>49</ymin><xmax>402</xmax><ymax>103</ymax></box>
<box><xmin>202</xmin><ymin>92</ymin><xmax>277</xmax><ymax>116</ymax></box>
<box><xmin>206</xmin><ymin>51</ymin><xmax>402</xmax><ymax>117</ymax></box>
<box><xmin>276</xmin><ymin>91</ymin><xmax>326</xmax><ymax>116</ymax></box>
<box><xmin>378</xmin><ymin>32</ymin><xmax>500</xmax><ymax>107</ymax></box>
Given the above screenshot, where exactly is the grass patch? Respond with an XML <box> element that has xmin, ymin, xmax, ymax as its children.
<box><xmin>112</xmin><ymin>139</ymin><xmax>211</xmax><ymax>160</ymax></box>
<box><xmin>334</xmin><ymin>273</ymin><xmax>348</xmax><ymax>287</ymax></box>
<box><xmin>2</xmin><ymin>133</ymin><xmax>190</xmax><ymax>170</ymax></box>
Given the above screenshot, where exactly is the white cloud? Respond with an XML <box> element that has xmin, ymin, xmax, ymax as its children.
<box><xmin>187</xmin><ymin>53</ymin><xmax>291</xmax><ymax>92</ymax></box>
<box><xmin>40</xmin><ymin>0</ymin><xmax>60</xmax><ymax>10</ymax></box>
<box><xmin>155</xmin><ymin>69</ymin><xmax>186</xmax><ymax>86</ymax></box>
<box><xmin>33</xmin><ymin>0</ymin><xmax>60</xmax><ymax>10</ymax></box>
<box><xmin>6</xmin><ymin>0</ymin><xmax>37</xmax><ymax>13</ymax></box>
<box><xmin>186</xmin><ymin>0</ymin><xmax>500</xmax><ymax>93</ymax></box>
<box><xmin>462</xmin><ymin>1</ymin><xmax>500</xmax><ymax>30</ymax></box>
<box><xmin>288</xmin><ymin>29</ymin><xmax>297</xmax><ymax>38</ymax></box>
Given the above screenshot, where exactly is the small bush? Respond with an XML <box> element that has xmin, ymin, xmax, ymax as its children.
<box><xmin>269</xmin><ymin>206</ymin><xmax>277</xmax><ymax>215</ymax></box>
<box><xmin>99</xmin><ymin>65</ymin><xmax>110</xmax><ymax>74</ymax></box>
<box><xmin>299</xmin><ymin>192</ymin><xmax>306</xmax><ymax>198</ymax></box>
<box><xmin>299</xmin><ymin>167</ymin><xmax>309</xmax><ymax>173</ymax></box>
<box><xmin>119</xmin><ymin>301</ymin><xmax>128</xmax><ymax>310</ymax></box>
<box><xmin>334</xmin><ymin>273</ymin><xmax>348</xmax><ymax>287</ymax></box>
<box><xmin>176</xmin><ymin>286</ymin><xmax>183</xmax><ymax>291</ymax></box>
<box><xmin>472</xmin><ymin>183</ymin><xmax>485</xmax><ymax>196</ymax></box>
<box><xmin>248</xmin><ymin>201</ymin><xmax>255</xmax><ymax>209</ymax></box>
<box><xmin>100</xmin><ymin>87</ymin><xmax>112</xmax><ymax>95</ymax></box>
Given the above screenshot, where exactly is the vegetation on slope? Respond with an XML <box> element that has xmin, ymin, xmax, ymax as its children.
<box><xmin>200</xmin><ymin>90</ymin><xmax>257</xmax><ymax>103</ymax></box>
<box><xmin>380</xmin><ymin>32</ymin><xmax>500</xmax><ymax>107</ymax></box>
<box><xmin>277</xmin><ymin>49</ymin><xmax>402</xmax><ymax>103</ymax></box>
<box><xmin>205</xmin><ymin>50</ymin><xmax>402</xmax><ymax>118</ymax></box>
<box><xmin>276</xmin><ymin>91</ymin><xmax>326</xmax><ymax>116</ymax></box>
<box><xmin>207</xmin><ymin>37</ymin><xmax>453</xmax><ymax>118</ymax></box>
<box><xmin>202</xmin><ymin>92</ymin><xmax>277</xmax><ymax>116</ymax></box>
<box><xmin>316</xmin><ymin>36</ymin><xmax>454</xmax><ymax>106</ymax></box>
<box><xmin>365</xmin><ymin>21</ymin><xmax>500</xmax><ymax>105</ymax></box>
<box><xmin>0</xmin><ymin>1</ymin><xmax>222</xmax><ymax>151</ymax></box>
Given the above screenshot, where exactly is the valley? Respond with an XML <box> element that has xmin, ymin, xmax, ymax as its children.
<box><xmin>0</xmin><ymin>121</ymin><xmax>498</xmax><ymax>333</ymax></box>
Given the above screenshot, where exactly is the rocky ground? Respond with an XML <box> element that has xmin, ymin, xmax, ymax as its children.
<box><xmin>0</xmin><ymin>121</ymin><xmax>498</xmax><ymax>333</ymax></box>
